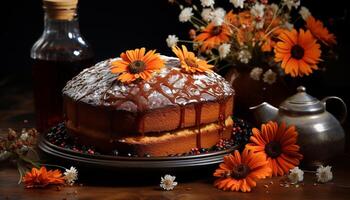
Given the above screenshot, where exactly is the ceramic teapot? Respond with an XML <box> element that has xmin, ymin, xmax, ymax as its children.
<box><xmin>250</xmin><ymin>86</ymin><xmax>347</xmax><ymax>168</ymax></box>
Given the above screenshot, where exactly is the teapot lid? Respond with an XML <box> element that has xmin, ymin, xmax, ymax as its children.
<box><xmin>279</xmin><ymin>86</ymin><xmax>325</xmax><ymax>114</ymax></box>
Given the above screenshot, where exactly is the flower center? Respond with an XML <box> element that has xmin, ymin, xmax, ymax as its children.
<box><xmin>265</xmin><ymin>141</ymin><xmax>282</xmax><ymax>158</ymax></box>
<box><xmin>211</xmin><ymin>26</ymin><xmax>222</xmax><ymax>36</ymax></box>
<box><xmin>231</xmin><ymin>164</ymin><xmax>250</xmax><ymax>179</ymax></box>
<box><xmin>184</xmin><ymin>58</ymin><xmax>198</xmax><ymax>68</ymax></box>
<box><xmin>291</xmin><ymin>45</ymin><xmax>305</xmax><ymax>60</ymax></box>
<box><xmin>164</xmin><ymin>179</ymin><xmax>173</xmax><ymax>187</ymax></box>
<box><xmin>128</xmin><ymin>60</ymin><xmax>146</xmax><ymax>74</ymax></box>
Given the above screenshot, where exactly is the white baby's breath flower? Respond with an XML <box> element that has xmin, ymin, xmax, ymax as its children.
<box><xmin>316</xmin><ymin>165</ymin><xmax>333</xmax><ymax>183</ymax></box>
<box><xmin>166</xmin><ymin>35</ymin><xmax>179</xmax><ymax>47</ymax></box>
<box><xmin>250</xmin><ymin>67</ymin><xmax>263</xmax><ymax>81</ymax></box>
<box><xmin>283</xmin><ymin>21</ymin><xmax>294</xmax><ymax>30</ymax></box>
<box><xmin>288</xmin><ymin>167</ymin><xmax>304</xmax><ymax>184</ymax></box>
<box><xmin>218</xmin><ymin>43</ymin><xmax>231</xmax><ymax>59</ymax></box>
<box><xmin>160</xmin><ymin>174</ymin><xmax>178</xmax><ymax>191</ymax></box>
<box><xmin>270</xmin><ymin>3</ymin><xmax>279</xmax><ymax>14</ymax></box>
<box><xmin>200</xmin><ymin>0</ymin><xmax>215</xmax><ymax>7</ymax></box>
<box><xmin>230</xmin><ymin>0</ymin><xmax>245</xmax><ymax>9</ymax></box>
<box><xmin>211</xmin><ymin>8</ymin><xmax>226</xmax><ymax>26</ymax></box>
<box><xmin>299</xmin><ymin>6</ymin><xmax>311</xmax><ymax>21</ymax></box>
<box><xmin>212</xmin><ymin>16</ymin><xmax>224</xmax><ymax>26</ymax></box>
<box><xmin>20</xmin><ymin>132</ymin><xmax>29</xmax><ymax>141</ymax></box>
<box><xmin>237</xmin><ymin>49</ymin><xmax>252</xmax><ymax>64</ymax></box>
<box><xmin>282</xmin><ymin>0</ymin><xmax>300</xmax><ymax>10</ymax></box>
<box><xmin>19</xmin><ymin>145</ymin><xmax>29</xmax><ymax>154</ymax></box>
<box><xmin>0</xmin><ymin>151</ymin><xmax>11</xmax><ymax>161</ymax></box>
<box><xmin>251</xmin><ymin>3</ymin><xmax>265</xmax><ymax>19</ymax></box>
<box><xmin>263</xmin><ymin>69</ymin><xmax>277</xmax><ymax>84</ymax></box>
<box><xmin>179</xmin><ymin>7</ymin><xmax>193</xmax><ymax>22</ymax></box>
<box><xmin>213</xmin><ymin>8</ymin><xmax>226</xmax><ymax>19</ymax></box>
<box><xmin>255</xmin><ymin>20</ymin><xmax>265</xmax><ymax>29</ymax></box>
<box><xmin>201</xmin><ymin>8</ymin><xmax>213</xmax><ymax>22</ymax></box>
<box><xmin>64</xmin><ymin>166</ymin><xmax>78</xmax><ymax>185</ymax></box>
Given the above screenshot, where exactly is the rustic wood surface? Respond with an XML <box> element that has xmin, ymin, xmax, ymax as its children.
<box><xmin>1</xmin><ymin>158</ymin><xmax>350</xmax><ymax>200</ymax></box>
<box><xmin>1</xmin><ymin>76</ymin><xmax>350</xmax><ymax>199</ymax></box>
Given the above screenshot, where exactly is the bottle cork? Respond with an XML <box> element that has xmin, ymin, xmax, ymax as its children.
<box><xmin>43</xmin><ymin>0</ymin><xmax>78</xmax><ymax>20</ymax></box>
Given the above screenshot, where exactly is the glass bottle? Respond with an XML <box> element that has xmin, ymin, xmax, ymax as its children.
<box><xmin>31</xmin><ymin>0</ymin><xmax>94</xmax><ymax>132</ymax></box>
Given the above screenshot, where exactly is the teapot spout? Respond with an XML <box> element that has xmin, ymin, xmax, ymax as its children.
<box><xmin>249</xmin><ymin>102</ymin><xmax>278</xmax><ymax>124</ymax></box>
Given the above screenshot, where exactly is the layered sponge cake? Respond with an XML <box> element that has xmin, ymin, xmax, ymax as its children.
<box><xmin>62</xmin><ymin>54</ymin><xmax>235</xmax><ymax>156</ymax></box>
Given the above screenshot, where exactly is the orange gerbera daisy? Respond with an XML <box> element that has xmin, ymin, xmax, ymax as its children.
<box><xmin>194</xmin><ymin>23</ymin><xmax>231</xmax><ymax>52</ymax></box>
<box><xmin>172</xmin><ymin>45</ymin><xmax>213</xmax><ymax>73</ymax></box>
<box><xmin>22</xmin><ymin>166</ymin><xmax>65</xmax><ymax>188</ymax></box>
<box><xmin>225</xmin><ymin>11</ymin><xmax>239</xmax><ymax>27</ymax></box>
<box><xmin>110</xmin><ymin>48</ymin><xmax>164</xmax><ymax>83</ymax></box>
<box><xmin>274</xmin><ymin>29</ymin><xmax>321</xmax><ymax>77</ymax></box>
<box><xmin>306</xmin><ymin>16</ymin><xmax>336</xmax><ymax>46</ymax></box>
<box><xmin>213</xmin><ymin>149</ymin><xmax>271</xmax><ymax>192</ymax></box>
<box><xmin>246</xmin><ymin>121</ymin><xmax>303</xmax><ymax>176</ymax></box>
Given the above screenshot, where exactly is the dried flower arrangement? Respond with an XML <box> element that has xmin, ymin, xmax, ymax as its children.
<box><xmin>0</xmin><ymin>128</ymin><xmax>78</xmax><ymax>188</ymax></box>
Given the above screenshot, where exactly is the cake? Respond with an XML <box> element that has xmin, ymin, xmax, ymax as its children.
<box><xmin>62</xmin><ymin>48</ymin><xmax>235</xmax><ymax>156</ymax></box>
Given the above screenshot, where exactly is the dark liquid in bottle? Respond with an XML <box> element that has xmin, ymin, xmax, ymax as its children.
<box><xmin>31</xmin><ymin>58</ymin><xmax>94</xmax><ymax>132</ymax></box>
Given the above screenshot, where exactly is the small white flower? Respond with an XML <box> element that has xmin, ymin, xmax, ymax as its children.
<box><xmin>230</xmin><ymin>0</ymin><xmax>245</xmax><ymax>9</ymax></box>
<box><xmin>212</xmin><ymin>16</ymin><xmax>224</xmax><ymax>26</ymax></box>
<box><xmin>288</xmin><ymin>167</ymin><xmax>304</xmax><ymax>184</ymax></box>
<box><xmin>250</xmin><ymin>67</ymin><xmax>263</xmax><ymax>81</ymax></box>
<box><xmin>285</xmin><ymin>22</ymin><xmax>294</xmax><ymax>30</ymax></box>
<box><xmin>316</xmin><ymin>165</ymin><xmax>333</xmax><ymax>183</ymax></box>
<box><xmin>218</xmin><ymin>43</ymin><xmax>231</xmax><ymax>59</ymax></box>
<box><xmin>64</xmin><ymin>166</ymin><xmax>78</xmax><ymax>185</ymax></box>
<box><xmin>179</xmin><ymin>7</ymin><xmax>193</xmax><ymax>23</ymax></box>
<box><xmin>263</xmin><ymin>69</ymin><xmax>277</xmax><ymax>84</ymax></box>
<box><xmin>270</xmin><ymin>3</ymin><xmax>279</xmax><ymax>14</ymax></box>
<box><xmin>282</xmin><ymin>0</ymin><xmax>300</xmax><ymax>10</ymax></box>
<box><xmin>237</xmin><ymin>49</ymin><xmax>252</xmax><ymax>64</ymax></box>
<box><xmin>200</xmin><ymin>0</ymin><xmax>215</xmax><ymax>7</ymax></box>
<box><xmin>211</xmin><ymin>8</ymin><xmax>226</xmax><ymax>26</ymax></box>
<box><xmin>166</xmin><ymin>35</ymin><xmax>179</xmax><ymax>48</ymax></box>
<box><xmin>251</xmin><ymin>3</ymin><xmax>265</xmax><ymax>19</ymax></box>
<box><xmin>213</xmin><ymin>8</ymin><xmax>226</xmax><ymax>19</ymax></box>
<box><xmin>20</xmin><ymin>132</ymin><xmax>29</xmax><ymax>141</ymax></box>
<box><xmin>255</xmin><ymin>20</ymin><xmax>265</xmax><ymax>29</ymax></box>
<box><xmin>160</xmin><ymin>174</ymin><xmax>178</xmax><ymax>191</ymax></box>
<box><xmin>299</xmin><ymin>6</ymin><xmax>311</xmax><ymax>21</ymax></box>
<box><xmin>0</xmin><ymin>151</ymin><xmax>11</xmax><ymax>161</ymax></box>
<box><xmin>201</xmin><ymin>8</ymin><xmax>213</xmax><ymax>22</ymax></box>
<box><xmin>19</xmin><ymin>145</ymin><xmax>29</xmax><ymax>154</ymax></box>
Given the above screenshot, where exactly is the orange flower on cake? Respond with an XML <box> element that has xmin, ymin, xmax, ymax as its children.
<box><xmin>110</xmin><ymin>48</ymin><xmax>165</xmax><ymax>83</ymax></box>
<box><xmin>172</xmin><ymin>45</ymin><xmax>213</xmax><ymax>73</ymax></box>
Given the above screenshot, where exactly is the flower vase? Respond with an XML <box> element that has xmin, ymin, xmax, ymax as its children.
<box><xmin>224</xmin><ymin>67</ymin><xmax>294</xmax><ymax>122</ymax></box>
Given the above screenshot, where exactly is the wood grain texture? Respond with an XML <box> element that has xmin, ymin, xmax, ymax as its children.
<box><xmin>1</xmin><ymin>156</ymin><xmax>350</xmax><ymax>200</ymax></box>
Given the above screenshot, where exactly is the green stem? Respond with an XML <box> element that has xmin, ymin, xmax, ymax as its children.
<box><xmin>19</xmin><ymin>156</ymin><xmax>40</xmax><ymax>168</ymax></box>
<box><xmin>179</xmin><ymin>40</ymin><xmax>199</xmax><ymax>44</ymax></box>
<box><xmin>39</xmin><ymin>163</ymin><xmax>67</xmax><ymax>171</ymax></box>
<box><xmin>16</xmin><ymin>162</ymin><xmax>25</xmax><ymax>184</ymax></box>
<box><xmin>191</xmin><ymin>16</ymin><xmax>207</xmax><ymax>27</ymax></box>
<box><xmin>207</xmin><ymin>57</ymin><xmax>219</xmax><ymax>63</ymax></box>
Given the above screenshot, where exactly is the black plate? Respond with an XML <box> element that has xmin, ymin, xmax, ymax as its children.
<box><xmin>38</xmin><ymin>136</ymin><xmax>238</xmax><ymax>171</ymax></box>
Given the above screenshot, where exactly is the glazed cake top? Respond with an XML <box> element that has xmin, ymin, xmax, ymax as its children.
<box><xmin>63</xmin><ymin>56</ymin><xmax>234</xmax><ymax>112</ymax></box>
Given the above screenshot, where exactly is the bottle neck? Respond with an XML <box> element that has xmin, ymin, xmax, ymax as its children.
<box><xmin>43</xmin><ymin>12</ymin><xmax>81</xmax><ymax>37</ymax></box>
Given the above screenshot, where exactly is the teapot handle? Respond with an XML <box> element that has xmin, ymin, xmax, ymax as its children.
<box><xmin>322</xmin><ymin>96</ymin><xmax>347</xmax><ymax>124</ymax></box>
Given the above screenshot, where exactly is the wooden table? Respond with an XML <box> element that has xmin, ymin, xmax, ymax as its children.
<box><xmin>1</xmin><ymin>157</ymin><xmax>350</xmax><ymax>200</ymax></box>
<box><xmin>1</xmin><ymin>76</ymin><xmax>350</xmax><ymax>200</ymax></box>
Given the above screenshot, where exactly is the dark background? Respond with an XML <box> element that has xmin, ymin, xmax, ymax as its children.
<box><xmin>0</xmin><ymin>0</ymin><xmax>350</xmax><ymax>128</ymax></box>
